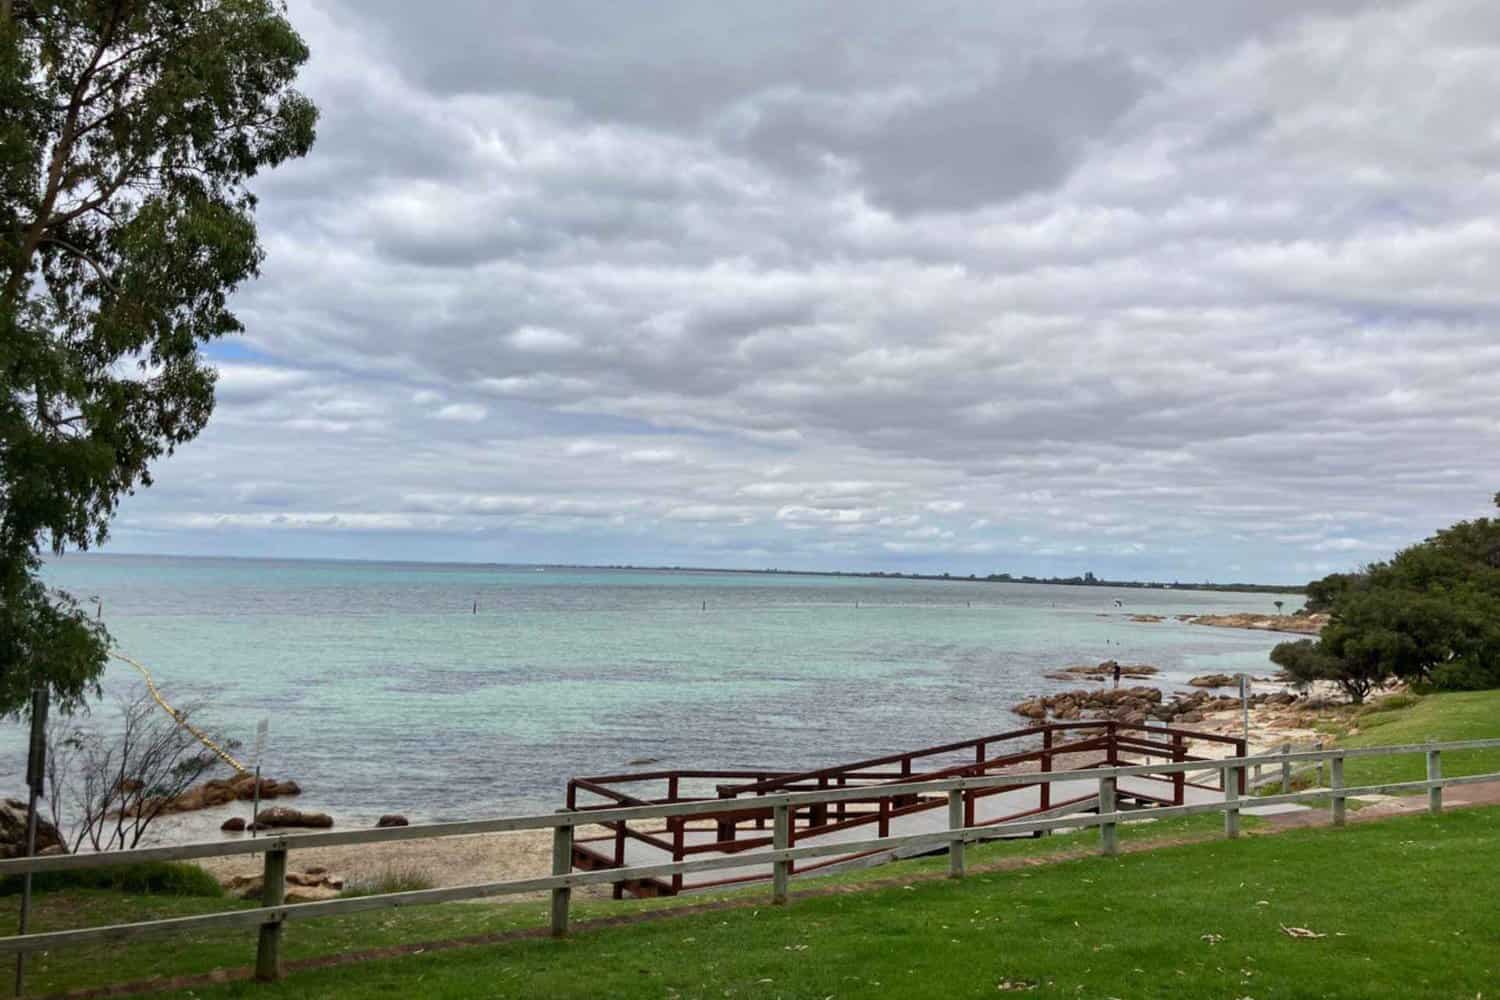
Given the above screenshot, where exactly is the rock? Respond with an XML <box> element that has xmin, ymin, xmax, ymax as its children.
<box><xmin>1266</xmin><ymin>692</ymin><xmax>1298</xmax><ymax>706</ymax></box>
<box><xmin>0</xmin><ymin>799</ymin><xmax>67</xmax><ymax>858</ymax></box>
<box><xmin>1012</xmin><ymin>699</ymin><xmax>1047</xmax><ymax>720</ymax></box>
<box><xmin>285</xmin><ymin>886</ymin><xmax>341</xmax><ymax>903</ymax></box>
<box><xmin>375</xmin><ymin>814</ymin><xmax>409</xmax><ymax>828</ymax></box>
<box><xmin>1129</xmin><ymin>614</ymin><xmax>1166</xmax><ymax>623</ymax></box>
<box><xmin>1189</xmin><ymin>613</ymin><xmax>1329</xmax><ymax>636</ymax></box>
<box><xmin>254</xmin><ymin>806</ymin><xmax>333</xmax><ymax>829</ymax></box>
<box><xmin>220</xmin><ymin>817</ymin><xmax>246</xmax><ymax>832</ymax></box>
<box><xmin>286</xmin><ymin>871</ymin><xmax>344</xmax><ymax>889</ymax></box>
<box><xmin>1174</xmin><ymin>711</ymin><xmax>1205</xmax><ymax>724</ymax></box>
<box><xmin>1188</xmin><ymin>673</ymin><xmax>1236</xmax><ymax>688</ymax></box>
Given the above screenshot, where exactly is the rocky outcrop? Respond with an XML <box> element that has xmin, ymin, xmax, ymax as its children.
<box><xmin>1188</xmin><ymin>673</ymin><xmax>1237</xmax><ymax>688</ymax></box>
<box><xmin>224</xmin><ymin>866</ymin><xmax>344</xmax><ymax>901</ymax></box>
<box><xmin>0</xmin><ymin>799</ymin><xmax>67</xmax><ymax>858</ymax></box>
<box><xmin>1043</xmin><ymin>661</ymin><xmax>1160</xmax><ymax>682</ymax></box>
<box><xmin>220</xmin><ymin>817</ymin><xmax>246</xmax><ymax>832</ymax></box>
<box><xmin>253</xmin><ymin>806</ymin><xmax>333</xmax><ymax>829</ymax></box>
<box><xmin>1012</xmin><ymin>686</ymin><xmax>1299</xmax><ymax>725</ymax></box>
<box><xmin>1189</xmin><ymin>613</ymin><xmax>1328</xmax><ymax>636</ymax></box>
<box><xmin>140</xmin><ymin>773</ymin><xmax>303</xmax><ymax>816</ymax></box>
<box><xmin>375</xmin><ymin>814</ymin><xmax>409</xmax><ymax>828</ymax></box>
<box><xmin>1129</xmin><ymin>614</ymin><xmax>1166</xmax><ymax>623</ymax></box>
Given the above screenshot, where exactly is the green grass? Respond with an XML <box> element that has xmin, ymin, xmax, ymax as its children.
<box><xmin>1341</xmin><ymin>689</ymin><xmax>1500</xmax><ymax>788</ymax></box>
<box><xmin>0</xmin><ymin>860</ymin><xmax>221</xmax><ymax>898</ymax></box>
<box><xmin>12</xmin><ymin>813</ymin><xmax>1242</xmax><ymax>996</ymax></box>
<box><xmin>141</xmin><ymin>806</ymin><xmax>1500</xmax><ymax>999</ymax></box>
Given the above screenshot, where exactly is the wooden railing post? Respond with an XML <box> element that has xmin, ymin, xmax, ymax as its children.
<box><xmin>550</xmin><ymin>814</ymin><xmax>573</xmax><ymax>937</ymax></box>
<box><xmin>947</xmin><ymin>789</ymin><xmax>966</xmax><ymax>878</ymax></box>
<box><xmin>1427</xmin><ymin>740</ymin><xmax>1443</xmax><ymax>816</ymax></box>
<box><xmin>1330</xmin><ymin>753</ymin><xmax>1346</xmax><ymax>827</ymax></box>
<box><xmin>1223</xmin><ymin>766</ymin><xmax>1240</xmax><ymax>839</ymax></box>
<box><xmin>254</xmin><ymin>847</ymin><xmax>287</xmax><ymax>982</ymax></box>
<box><xmin>1314</xmin><ymin>740</ymin><xmax>1325</xmax><ymax>787</ymax></box>
<box><xmin>671</xmin><ymin>818</ymin><xmax>686</xmax><ymax>894</ymax></box>
<box><xmin>1106</xmin><ymin>721</ymin><xmax>1119</xmax><ymax>766</ymax></box>
<box><xmin>771</xmin><ymin>804</ymin><xmax>790</xmax><ymax>905</ymax></box>
<box><xmin>1041</xmin><ymin>729</ymin><xmax>1053</xmax><ymax>811</ymax></box>
<box><xmin>1237</xmin><ymin>740</ymin><xmax>1247</xmax><ymax>794</ymax></box>
<box><xmin>1171</xmin><ymin>732</ymin><xmax>1185</xmax><ymax>806</ymax></box>
<box><xmin>1098</xmin><ymin>776</ymin><xmax>1118</xmax><ymax>857</ymax></box>
<box><xmin>1280</xmin><ymin>742</ymin><xmax>1292</xmax><ymax>794</ymax></box>
<box><xmin>878</xmin><ymin>796</ymin><xmax>890</xmax><ymax>837</ymax></box>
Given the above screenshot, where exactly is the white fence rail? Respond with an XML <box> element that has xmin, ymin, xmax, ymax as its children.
<box><xmin>1</xmin><ymin>738</ymin><xmax>1497</xmax><ymax>984</ymax></box>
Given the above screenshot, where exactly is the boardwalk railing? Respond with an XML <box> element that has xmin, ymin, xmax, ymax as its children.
<box><xmin>565</xmin><ymin>721</ymin><xmax>1245</xmax><ymax>896</ymax></box>
<box><xmin>0</xmin><ymin>738</ymin><xmax>1497</xmax><ymax>986</ymax></box>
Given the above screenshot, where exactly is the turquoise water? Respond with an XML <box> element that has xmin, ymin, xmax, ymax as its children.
<box><xmin>8</xmin><ymin>555</ymin><xmax>1298</xmax><ymax>824</ymax></box>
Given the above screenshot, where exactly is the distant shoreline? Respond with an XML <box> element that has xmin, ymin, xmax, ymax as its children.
<box><xmin>47</xmin><ymin>550</ymin><xmax>1305</xmax><ymax>596</ymax></box>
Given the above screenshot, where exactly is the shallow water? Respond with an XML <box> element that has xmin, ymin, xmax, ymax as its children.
<box><xmin>7</xmin><ymin>555</ymin><xmax>1298</xmax><ymax>827</ymax></box>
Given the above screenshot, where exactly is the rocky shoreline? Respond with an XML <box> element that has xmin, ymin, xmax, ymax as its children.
<box><xmin>1122</xmin><ymin>611</ymin><xmax>1328</xmax><ymax>635</ymax></box>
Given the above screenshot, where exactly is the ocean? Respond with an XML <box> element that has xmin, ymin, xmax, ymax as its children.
<box><xmin>7</xmin><ymin>554</ymin><xmax>1298</xmax><ymax>831</ymax></box>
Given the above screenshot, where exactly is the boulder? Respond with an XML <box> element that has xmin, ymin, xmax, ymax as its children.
<box><xmin>0</xmin><ymin>799</ymin><xmax>67</xmax><ymax>858</ymax></box>
<box><xmin>254</xmin><ymin>806</ymin><xmax>333</xmax><ymax>829</ymax></box>
<box><xmin>376</xmin><ymin>814</ymin><xmax>409</xmax><ymax>828</ymax></box>
<box><xmin>285</xmin><ymin>885</ymin><xmax>341</xmax><ymax>903</ymax></box>
<box><xmin>220</xmin><ymin>817</ymin><xmax>247</xmax><ymax>832</ymax></box>
<box><xmin>1173</xmin><ymin>711</ymin><xmax>1205</xmax><ymax>723</ymax></box>
<box><xmin>1188</xmin><ymin>674</ymin><xmax>1236</xmax><ymax>688</ymax></box>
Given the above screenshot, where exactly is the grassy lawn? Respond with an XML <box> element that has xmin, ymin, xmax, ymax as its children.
<box><xmin>1340</xmin><ymin>689</ymin><xmax>1500</xmax><ymax>788</ymax></box>
<box><xmin>11</xmin><ymin>813</ymin><xmax>1242</xmax><ymax>996</ymax></box>
<box><xmin>126</xmin><ymin>805</ymin><xmax>1500</xmax><ymax>1000</ymax></box>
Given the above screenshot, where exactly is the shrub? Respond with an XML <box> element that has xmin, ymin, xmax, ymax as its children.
<box><xmin>338</xmin><ymin>865</ymin><xmax>436</xmax><ymax>899</ymax></box>
<box><xmin>0</xmin><ymin>860</ymin><xmax>222</xmax><ymax>897</ymax></box>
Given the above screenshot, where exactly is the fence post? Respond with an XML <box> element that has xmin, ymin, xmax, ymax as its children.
<box><xmin>1223</xmin><ymin>766</ymin><xmax>1240</xmax><ymax>839</ymax></box>
<box><xmin>1041</xmin><ymin>729</ymin><xmax>1053</xmax><ymax>811</ymax></box>
<box><xmin>1427</xmin><ymin>740</ymin><xmax>1443</xmax><ymax>816</ymax></box>
<box><xmin>1280</xmin><ymin>742</ymin><xmax>1291</xmax><ymax>794</ymax></box>
<box><xmin>772</xmin><ymin>803</ymin><xmax>790</xmax><ymax>905</ymax></box>
<box><xmin>1314</xmin><ymin>740</ymin><xmax>1325</xmax><ymax>787</ymax></box>
<box><xmin>1330</xmin><ymin>753</ymin><xmax>1346</xmax><ymax>828</ymax></box>
<box><xmin>254</xmin><ymin>847</ymin><xmax>287</xmax><ymax>982</ymax></box>
<box><xmin>550</xmin><ymin>815</ymin><xmax>573</xmax><ymax>937</ymax></box>
<box><xmin>1098</xmin><ymin>775</ymin><xmax>1118</xmax><ymax>857</ymax></box>
<box><xmin>1171</xmin><ymin>732</ymin><xmax>1185</xmax><ymax>806</ymax></box>
<box><xmin>948</xmin><ymin>788</ymin><xmax>966</xmax><ymax>878</ymax></box>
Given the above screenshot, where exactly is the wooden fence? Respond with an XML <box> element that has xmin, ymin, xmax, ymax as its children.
<box><xmin>1</xmin><ymin>738</ymin><xmax>1497</xmax><ymax>987</ymax></box>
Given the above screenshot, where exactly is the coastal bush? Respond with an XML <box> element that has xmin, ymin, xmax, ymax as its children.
<box><xmin>339</xmin><ymin>865</ymin><xmax>436</xmax><ymax>899</ymax></box>
<box><xmin>0</xmin><ymin>860</ymin><xmax>221</xmax><ymax>898</ymax></box>
<box><xmin>1286</xmin><ymin>493</ymin><xmax>1500</xmax><ymax>700</ymax></box>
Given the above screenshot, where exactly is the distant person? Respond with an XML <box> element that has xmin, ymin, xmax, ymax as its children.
<box><xmin>1112</xmin><ymin>661</ymin><xmax>1122</xmax><ymax>688</ymax></box>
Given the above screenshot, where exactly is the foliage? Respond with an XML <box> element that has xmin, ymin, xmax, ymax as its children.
<box><xmin>1288</xmin><ymin>495</ymin><xmax>1500</xmax><ymax>700</ymax></box>
<box><xmin>45</xmin><ymin>684</ymin><xmax>230</xmax><ymax>851</ymax></box>
<box><xmin>0</xmin><ymin>1</ymin><xmax>316</xmax><ymax>714</ymax></box>
<box><xmin>339</xmin><ymin>866</ymin><xmax>437</xmax><ymax>899</ymax></box>
<box><xmin>0</xmin><ymin>859</ymin><xmax>220</xmax><ymax>897</ymax></box>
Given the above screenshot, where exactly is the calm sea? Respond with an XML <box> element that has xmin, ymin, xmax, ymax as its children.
<box><xmin>7</xmin><ymin>554</ymin><xmax>1298</xmax><ymax>831</ymax></box>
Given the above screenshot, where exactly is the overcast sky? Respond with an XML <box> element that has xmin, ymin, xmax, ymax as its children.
<box><xmin>98</xmin><ymin>0</ymin><xmax>1500</xmax><ymax>581</ymax></box>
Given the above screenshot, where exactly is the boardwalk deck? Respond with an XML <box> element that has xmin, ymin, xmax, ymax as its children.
<box><xmin>566</xmin><ymin>721</ymin><xmax>1289</xmax><ymax>896</ymax></box>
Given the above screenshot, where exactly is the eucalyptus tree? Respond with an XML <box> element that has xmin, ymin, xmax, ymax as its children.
<box><xmin>1</xmin><ymin>1</ymin><xmax>316</xmax><ymax>712</ymax></box>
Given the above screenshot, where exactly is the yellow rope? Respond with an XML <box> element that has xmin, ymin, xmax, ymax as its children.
<box><xmin>110</xmin><ymin>650</ymin><xmax>249</xmax><ymax>776</ymax></box>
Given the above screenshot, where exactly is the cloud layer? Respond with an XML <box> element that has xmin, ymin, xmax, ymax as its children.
<box><xmin>103</xmin><ymin>0</ymin><xmax>1500</xmax><ymax>580</ymax></box>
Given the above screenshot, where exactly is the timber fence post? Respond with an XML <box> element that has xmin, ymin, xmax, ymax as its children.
<box><xmin>550</xmin><ymin>814</ymin><xmax>573</xmax><ymax>937</ymax></box>
<box><xmin>772</xmin><ymin>803</ymin><xmax>790</xmax><ymax>905</ymax></box>
<box><xmin>255</xmin><ymin>846</ymin><xmax>287</xmax><ymax>982</ymax></box>
<box><xmin>948</xmin><ymin>789</ymin><xmax>966</xmax><ymax>878</ymax></box>
<box><xmin>1280</xmin><ymin>742</ymin><xmax>1291</xmax><ymax>794</ymax></box>
<box><xmin>1427</xmin><ymin>740</ymin><xmax>1443</xmax><ymax>816</ymax></box>
<box><xmin>1314</xmin><ymin>740</ymin><xmax>1325</xmax><ymax>787</ymax></box>
<box><xmin>1223</xmin><ymin>765</ymin><xmax>1240</xmax><ymax>839</ymax></box>
<box><xmin>1330</xmin><ymin>753</ymin><xmax>1346</xmax><ymax>827</ymax></box>
<box><xmin>1099</xmin><ymin>775</ymin><xmax>1118</xmax><ymax>857</ymax></box>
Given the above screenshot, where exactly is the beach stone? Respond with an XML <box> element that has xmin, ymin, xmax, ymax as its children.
<box><xmin>220</xmin><ymin>817</ymin><xmax>246</xmax><ymax>832</ymax></box>
<box><xmin>255</xmin><ymin>806</ymin><xmax>334</xmax><ymax>829</ymax></box>
<box><xmin>0</xmin><ymin>799</ymin><xmax>66</xmax><ymax>858</ymax></box>
<box><xmin>376</xmin><ymin>814</ymin><xmax>409</xmax><ymax>828</ymax></box>
<box><xmin>1189</xmin><ymin>674</ymin><xmax>1236</xmax><ymax>688</ymax></box>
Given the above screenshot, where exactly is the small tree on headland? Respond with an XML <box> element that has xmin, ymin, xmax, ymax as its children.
<box><xmin>0</xmin><ymin>2</ymin><xmax>317</xmax><ymax>713</ymax></box>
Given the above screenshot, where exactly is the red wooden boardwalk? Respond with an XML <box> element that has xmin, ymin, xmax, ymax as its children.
<box><xmin>567</xmin><ymin>721</ymin><xmax>1245</xmax><ymax>896</ymax></box>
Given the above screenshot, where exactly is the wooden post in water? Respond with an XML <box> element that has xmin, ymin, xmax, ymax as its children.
<box><xmin>1098</xmin><ymin>776</ymin><xmax>1119</xmax><ymax>857</ymax></box>
<box><xmin>1427</xmin><ymin>740</ymin><xmax>1443</xmax><ymax>816</ymax></box>
<box><xmin>772</xmin><ymin>804</ymin><xmax>790</xmax><ymax>905</ymax></box>
<box><xmin>1330</xmin><ymin>754</ymin><xmax>1346</xmax><ymax>828</ymax></box>
<box><xmin>947</xmin><ymin>789</ymin><xmax>966</xmax><ymax>878</ymax></box>
<box><xmin>1223</xmin><ymin>766</ymin><xmax>1241</xmax><ymax>839</ymax></box>
<box><xmin>550</xmin><ymin>816</ymin><xmax>573</xmax><ymax>937</ymax></box>
<box><xmin>255</xmin><ymin>847</ymin><xmax>287</xmax><ymax>981</ymax></box>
